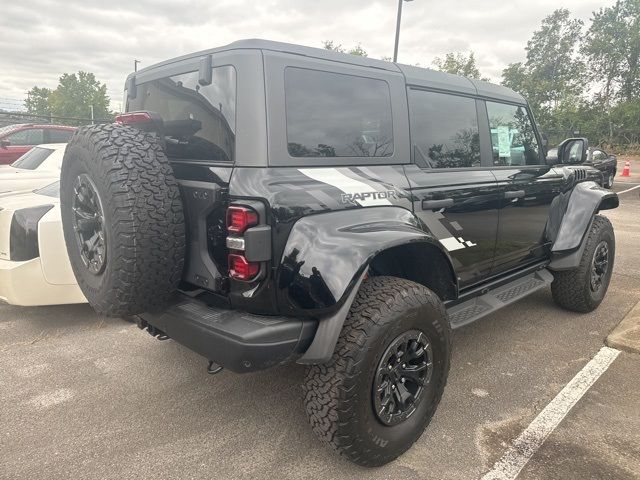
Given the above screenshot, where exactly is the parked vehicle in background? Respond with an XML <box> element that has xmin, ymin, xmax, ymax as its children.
<box><xmin>547</xmin><ymin>146</ymin><xmax>617</xmax><ymax>188</ymax></box>
<box><xmin>0</xmin><ymin>143</ymin><xmax>66</xmax><ymax>195</ymax></box>
<box><xmin>0</xmin><ymin>181</ymin><xmax>86</xmax><ymax>306</ymax></box>
<box><xmin>0</xmin><ymin>124</ymin><xmax>75</xmax><ymax>164</ymax></box>
<box><xmin>58</xmin><ymin>40</ymin><xmax>618</xmax><ymax>467</ymax></box>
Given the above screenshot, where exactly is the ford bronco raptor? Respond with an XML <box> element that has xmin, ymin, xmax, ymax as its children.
<box><xmin>59</xmin><ymin>40</ymin><xmax>619</xmax><ymax>467</ymax></box>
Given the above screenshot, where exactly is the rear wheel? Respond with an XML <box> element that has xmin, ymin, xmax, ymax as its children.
<box><xmin>303</xmin><ymin>277</ymin><xmax>450</xmax><ymax>467</ymax></box>
<box><xmin>60</xmin><ymin>123</ymin><xmax>185</xmax><ymax>316</ymax></box>
<box><xmin>551</xmin><ymin>215</ymin><xmax>614</xmax><ymax>313</ymax></box>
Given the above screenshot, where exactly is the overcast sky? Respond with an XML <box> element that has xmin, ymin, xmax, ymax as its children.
<box><xmin>0</xmin><ymin>0</ymin><xmax>615</xmax><ymax>112</ymax></box>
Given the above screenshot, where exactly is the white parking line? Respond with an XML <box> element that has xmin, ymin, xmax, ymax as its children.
<box><xmin>481</xmin><ymin>346</ymin><xmax>620</xmax><ymax>480</ymax></box>
<box><xmin>617</xmin><ymin>184</ymin><xmax>640</xmax><ymax>195</ymax></box>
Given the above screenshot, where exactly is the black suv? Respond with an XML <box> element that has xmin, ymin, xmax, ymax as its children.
<box><xmin>59</xmin><ymin>40</ymin><xmax>618</xmax><ymax>467</ymax></box>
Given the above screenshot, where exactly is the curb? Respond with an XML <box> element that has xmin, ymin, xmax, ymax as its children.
<box><xmin>606</xmin><ymin>300</ymin><xmax>640</xmax><ymax>354</ymax></box>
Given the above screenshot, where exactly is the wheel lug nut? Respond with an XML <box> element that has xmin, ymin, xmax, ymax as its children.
<box><xmin>402</xmin><ymin>364</ymin><xmax>406</xmax><ymax>368</ymax></box>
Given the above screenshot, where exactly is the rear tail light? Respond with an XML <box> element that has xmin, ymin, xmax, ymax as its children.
<box><xmin>228</xmin><ymin>254</ymin><xmax>260</xmax><ymax>281</ymax></box>
<box><xmin>115</xmin><ymin>111</ymin><xmax>152</xmax><ymax>124</ymax></box>
<box><xmin>115</xmin><ymin>111</ymin><xmax>164</xmax><ymax>131</ymax></box>
<box><xmin>226</xmin><ymin>206</ymin><xmax>258</xmax><ymax>234</ymax></box>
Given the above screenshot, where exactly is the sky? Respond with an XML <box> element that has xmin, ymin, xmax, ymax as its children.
<box><xmin>0</xmin><ymin>0</ymin><xmax>616</xmax><ymax>113</ymax></box>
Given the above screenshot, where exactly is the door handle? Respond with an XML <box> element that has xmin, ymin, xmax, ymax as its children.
<box><xmin>422</xmin><ymin>198</ymin><xmax>454</xmax><ymax>210</ymax></box>
<box><xmin>504</xmin><ymin>190</ymin><xmax>525</xmax><ymax>199</ymax></box>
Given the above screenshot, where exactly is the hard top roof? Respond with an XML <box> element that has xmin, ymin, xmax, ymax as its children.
<box><xmin>131</xmin><ymin>39</ymin><xmax>525</xmax><ymax>105</ymax></box>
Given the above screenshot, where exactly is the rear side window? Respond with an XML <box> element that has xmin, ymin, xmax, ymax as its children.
<box><xmin>486</xmin><ymin>101</ymin><xmax>540</xmax><ymax>166</ymax></box>
<box><xmin>408</xmin><ymin>89</ymin><xmax>480</xmax><ymax>168</ymax></box>
<box><xmin>48</xmin><ymin>129</ymin><xmax>74</xmax><ymax>143</ymax></box>
<box><xmin>6</xmin><ymin>128</ymin><xmax>45</xmax><ymax>146</ymax></box>
<box><xmin>11</xmin><ymin>147</ymin><xmax>53</xmax><ymax>170</ymax></box>
<box><xmin>285</xmin><ymin>68</ymin><xmax>393</xmax><ymax>158</ymax></box>
<box><xmin>128</xmin><ymin>65</ymin><xmax>236</xmax><ymax>162</ymax></box>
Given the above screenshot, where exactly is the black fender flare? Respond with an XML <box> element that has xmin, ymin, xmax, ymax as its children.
<box><xmin>274</xmin><ymin>206</ymin><xmax>456</xmax><ymax>364</ymax></box>
<box><xmin>548</xmin><ymin>181</ymin><xmax>618</xmax><ymax>270</ymax></box>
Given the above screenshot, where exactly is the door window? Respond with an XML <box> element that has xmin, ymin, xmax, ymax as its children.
<box><xmin>486</xmin><ymin>102</ymin><xmax>540</xmax><ymax>166</ymax></box>
<box><xmin>285</xmin><ymin>68</ymin><xmax>393</xmax><ymax>158</ymax></box>
<box><xmin>48</xmin><ymin>129</ymin><xmax>74</xmax><ymax>143</ymax></box>
<box><xmin>6</xmin><ymin>128</ymin><xmax>45</xmax><ymax>146</ymax></box>
<box><xmin>408</xmin><ymin>89</ymin><xmax>480</xmax><ymax>168</ymax></box>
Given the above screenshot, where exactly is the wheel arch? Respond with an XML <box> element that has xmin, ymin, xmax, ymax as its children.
<box><xmin>279</xmin><ymin>206</ymin><xmax>457</xmax><ymax>364</ymax></box>
<box><xmin>548</xmin><ymin>181</ymin><xmax>618</xmax><ymax>271</ymax></box>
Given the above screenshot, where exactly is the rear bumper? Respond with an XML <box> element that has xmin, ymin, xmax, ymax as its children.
<box><xmin>0</xmin><ymin>257</ymin><xmax>86</xmax><ymax>306</ymax></box>
<box><xmin>138</xmin><ymin>294</ymin><xmax>317</xmax><ymax>373</ymax></box>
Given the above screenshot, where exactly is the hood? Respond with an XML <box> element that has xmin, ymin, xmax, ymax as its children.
<box><xmin>0</xmin><ymin>170</ymin><xmax>59</xmax><ymax>196</ymax></box>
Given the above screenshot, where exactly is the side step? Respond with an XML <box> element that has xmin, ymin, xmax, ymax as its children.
<box><xmin>447</xmin><ymin>269</ymin><xmax>554</xmax><ymax>329</ymax></box>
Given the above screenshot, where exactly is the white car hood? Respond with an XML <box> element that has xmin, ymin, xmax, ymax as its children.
<box><xmin>0</xmin><ymin>168</ymin><xmax>60</xmax><ymax>197</ymax></box>
<box><xmin>0</xmin><ymin>191</ymin><xmax>59</xmax><ymax>260</ymax></box>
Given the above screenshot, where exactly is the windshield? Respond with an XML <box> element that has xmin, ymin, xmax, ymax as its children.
<box><xmin>11</xmin><ymin>147</ymin><xmax>54</xmax><ymax>170</ymax></box>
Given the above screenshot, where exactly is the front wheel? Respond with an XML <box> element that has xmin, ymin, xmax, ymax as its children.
<box><xmin>303</xmin><ymin>277</ymin><xmax>451</xmax><ymax>467</ymax></box>
<box><xmin>551</xmin><ymin>215</ymin><xmax>615</xmax><ymax>313</ymax></box>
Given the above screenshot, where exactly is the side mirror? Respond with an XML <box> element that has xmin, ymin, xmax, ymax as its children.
<box><xmin>556</xmin><ymin>137</ymin><xmax>588</xmax><ymax>165</ymax></box>
<box><xmin>0</xmin><ymin>139</ymin><xmax>10</xmax><ymax>149</ymax></box>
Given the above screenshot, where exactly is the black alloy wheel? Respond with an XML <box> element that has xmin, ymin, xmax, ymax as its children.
<box><xmin>71</xmin><ymin>173</ymin><xmax>107</xmax><ymax>275</ymax></box>
<box><xmin>373</xmin><ymin>329</ymin><xmax>433</xmax><ymax>426</ymax></box>
<box><xmin>590</xmin><ymin>240</ymin><xmax>610</xmax><ymax>293</ymax></box>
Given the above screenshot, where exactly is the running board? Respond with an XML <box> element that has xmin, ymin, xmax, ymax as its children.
<box><xmin>447</xmin><ymin>269</ymin><xmax>554</xmax><ymax>329</ymax></box>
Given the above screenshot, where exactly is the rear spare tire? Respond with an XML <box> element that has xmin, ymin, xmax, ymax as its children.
<box><xmin>60</xmin><ymin>123</ymin><xmax>185</xmax><ymax>316</ymax></box>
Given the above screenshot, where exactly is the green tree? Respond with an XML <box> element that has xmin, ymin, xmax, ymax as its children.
<box><xmin>25</xmin><ymin>86</ymin><xmax>52</xmax><ymax>117</ymax></box>
<box><xmin>580</xmin><ymin>0</ymin><xmax>640</xmax><ymax>142</ymax></box>
<box><xmin>502</xmin><ymin>9</ymin><xmax>585</xmax><ymax>128</ymax></box>
<box><xmin>322</xmin><ymin>40</ymin><xmax>368</xmax><ymax>57</ymax></box>
<box><xmin>24</xmin><ymin>71</ymin><xmax>112</xmax><ymax>124</ymax></box>
<box><xmin>432</xmin><ymin>52</ymin><xmax>487</xmax><ymax>80</ymax></box>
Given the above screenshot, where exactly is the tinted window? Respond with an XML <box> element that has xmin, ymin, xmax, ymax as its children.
<box><xmin>486</xmin><ymin>102</ymin><xmax>540</xmax><ymax>166</ymax></box>
<box><xmin>285</xmin><ymin>68</ymin><xmax>393</xmax><ymax>157</ymax></box>
<box><xmin>6</xmin><ymin>128</ymin><xmax>44</xmax><ymax>146</ymax></box>
<box><xmin>128</xmin><ymin>66</ymin><xmax>236</xmax><ymax>162</ymax></box>
<box><xmin>48</xmin><ymin>129</ymin><xmax>74</xmax><ymax>143</ymax></box>
<box><xmin>11</xmin><ymin>147</ymin><xmax>53</xmax><ymax>169</ymax></box>
<box><xmin>408</xmin><ymin>90</ymin><xmax>480</xmax><ymax>168</ymax></box>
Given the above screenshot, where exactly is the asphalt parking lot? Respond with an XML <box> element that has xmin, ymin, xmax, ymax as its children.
<box><xmin>1</xmin><ymin>168</ymin><xmax>639</xmax><ymax>480</ymax></box>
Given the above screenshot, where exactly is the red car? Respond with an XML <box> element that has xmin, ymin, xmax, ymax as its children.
<box><xmin>0</xmin><ymin>124</ymin><xmax>76</xmax><ymax>164</ymax></box>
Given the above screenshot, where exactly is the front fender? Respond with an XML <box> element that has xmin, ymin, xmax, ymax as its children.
<box><xmin>276</xmin><ymin>206</ymin><xmax>455</xmax><ymax>316</ymax></box>
<box><xmin>550</xmin><ymin>181</ymin><xmax>618</xmax><ymax>253</ymax></box>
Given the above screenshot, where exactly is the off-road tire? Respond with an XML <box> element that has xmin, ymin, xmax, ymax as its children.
<box><xmin>551</xmin><ymin>215</ymin><xmax>614</xmax><ymax>313</ymax></box>
<box><xmin>303</xmin><ymin>276</ymin><xmax>451</xmax><ymax>467</ymax></box>
<box><xmin>60</xmin><ymin>123</ymin><xmax>185</xmax><ymax>316</ymax></box>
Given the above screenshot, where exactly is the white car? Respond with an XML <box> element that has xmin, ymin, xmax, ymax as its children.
<box><xmin>0</xmin><ymin>143</ymin><xmax>66</xmax><ymax>196</ymax></box>
<box><xmin>0</xmin><ymin>181</ymin><xmax>86</xmax><ymax>306</ymax></box>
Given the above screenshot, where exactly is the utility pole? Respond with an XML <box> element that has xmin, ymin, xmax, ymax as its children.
<box><xmin>90</xmin><ymin>105</ymin><xmax>95</xmax><ymax>124</ymax></box>
<box><xmin>134</xmin><ymin>59</ymin><xmax>141</xmax><ymax>72</ymax></box>
<box><xmin>393</xmin><ymin>0</ymin><xmax>414</xmax><ymax>62</ymax></box>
